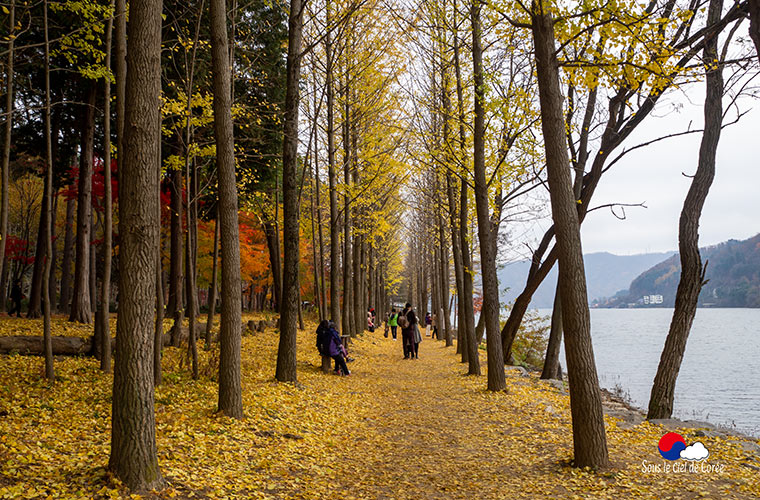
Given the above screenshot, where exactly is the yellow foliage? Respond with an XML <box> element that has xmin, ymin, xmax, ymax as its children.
<box><xmin>0</xmin><ymin>315</ymin><xmax>758</xmax><ymax>498</ymax></box>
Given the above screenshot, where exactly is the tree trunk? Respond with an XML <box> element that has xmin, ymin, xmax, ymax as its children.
<box><xmin>275</xmin><ymin>0</ymin><xmax>306</xmax><ymax>383</ymax></box>
<box><xmin>59</xmin><ymin>197</ymin><xmax>76</xmax><ymax>312</ymax></box>
<box><xmin>99</xmin><ymin>5</ymin><xmax>114</xmax><ymax>373</ymax></box>
<box><xmin>0</xmin><ymin>0</ymin><xmax>14</xmax><ymax>316</ymax></box>
<box><xmin>263</xmin><ymin>216</ymin><xmax>281</xmax><ymax>311</ymax></box>
<box><xmin>48</xmin><ymin>192</ymin><xmax>58</xmax><ymax>312</ymax></box>
<box><xmin>205</xmin><ymin>216</ymin><xmax>219</xmax><ymax>345</ymax></box>
<box><xmin>108</xmin><ymin>0</ymin><xmax>165</xmax><ymax>489</ymax></box>
<box><xmin>69</xmin><ymin>83</ymin><xmax>96</xmax><ymax>324</ymax></box>
<box><xmin>28</xmin><ymin>180</ymin><xmax>50</xmax><ymax>318</ymax></box>
<box><xmin>167</xmin><ymin>167</ymin><xmax>183</xmax><ymax>318</ymax></box>
<box><xmin>531</xmin><ymin>0</ymin><xmax>608</xmax><ymax>468</ymax></box>
<box><xmin>648</xmin><ymin>0</ymin><xmax>723</xmax><ymax>421</ymax></box>
<box><xmin>749</xmin><ymin>0</ymin><xmax>760</xmax><ymax>60</ymax></box>
<box><xmin>471</xmin><ymin>0</ymin><xmax>505</xmax><ymax>391</ymax></box>
<box><xmin>210</xmin><ymin>0</ymin><xmax>243</xmax><ymax>418</ymax></box>
<box><xmin>326</xmin><ymin>0</ymin><xmax>340</xmax><ymax>329</ymax></box>
<box><xmin>541</xmin><ymin>283</ymin><xmax>562</xmax><ymax>379</ymax></box>
<box><xmin>42</xmin><ymin>0</ymin><xmax>55</xmax><ymax>380</ymax></box>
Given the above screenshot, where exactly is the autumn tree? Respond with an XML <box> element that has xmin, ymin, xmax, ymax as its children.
<box><xmin>109</xmin><ymin>0</ymin><xmax>166</xmax><ymax>489</ymax></box>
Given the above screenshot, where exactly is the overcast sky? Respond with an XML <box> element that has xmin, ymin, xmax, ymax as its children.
<box><xmin>525</xmin><ymin>82</ymin><xmax>760</xmax><ymax>257</ymax></box>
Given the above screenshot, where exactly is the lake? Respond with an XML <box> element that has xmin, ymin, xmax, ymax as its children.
<box><xmin>542</xmin><ymin>308</ymin><xmax>760</xmax><ymax>437</ymax></box>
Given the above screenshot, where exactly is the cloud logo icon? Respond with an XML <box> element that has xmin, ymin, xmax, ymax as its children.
<box><xmin>658</xmin><ymin>432</ymin><xmax>686</xmax><ymax>460</ymax></box>
<box><xmin>680</xmin><ymin>442</ymin><xmax>710</xmax><ymax>461</ymax></box>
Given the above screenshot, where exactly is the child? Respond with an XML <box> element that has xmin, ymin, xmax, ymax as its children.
<box><xmin>328</xmin><ymin>321</ymin><xmax>350</xmax><ymax>375</ymax></box>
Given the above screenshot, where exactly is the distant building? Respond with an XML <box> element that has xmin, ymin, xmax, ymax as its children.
<box><xmin>642</xmin><ymin>294</ymin><xmax>663</xmax><ymax>305</ymax></box>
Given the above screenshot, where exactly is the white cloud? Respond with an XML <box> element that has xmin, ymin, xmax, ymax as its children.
<box><xmin>680</xmin><ymin>442</ymin><xmax>710</xmax><ymax>461</ymax></box>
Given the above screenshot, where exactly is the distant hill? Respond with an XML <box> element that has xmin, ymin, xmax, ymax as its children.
<box><xmin>497</xmin><ymin>251</ymin><xmax>674</xmax><ymax>308</ymax></box>
<box><xmin>608</xmin><ymin>234</ymin><xmax>760</xmax><ymax>308</ymax></box>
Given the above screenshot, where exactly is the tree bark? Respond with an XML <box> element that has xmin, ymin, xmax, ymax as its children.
<box><xmin>471</xmin><ymin>0</ymin><xmax>505</xmax><ymax>391</ymax></box>
<box><xmin>0</xmin><ymin>0</ymin><xmax>14</xmax><ymax>315</ymax></box>
<box><xmin>59</xmin><ymin>197</ymin><xmax>76</xmax><ymax>312</ymax></box>
<box><xmin>326</xmin><ymin>0</ymin><xmax>341</xmax><ymax>329</ymax></box>
<box><xmin>541</xmin><ymin>283</ymin><xmax>562</xmax><ymax>379</ymax></box>
<box><xmin>108</xmin><ymin>0</ymin><xmax>166</xmax><ymax>489</ymax></box>
<box><xmin>276</xmin><ymin>0</ymin><xmax>306</xmax><ymax>383</ymax></box>
<box><xmin>69</xmin><ymin>83</ymin><xmax>96</xmax><ymax>324</ymax></box>
<box><xmin>28</xmin><ymin>180</ymin><xmax>50</xmax><ymax>318</ymax></box>
<box><xmin>42</xmin><ymin>0</ymin><xmax>55</xmax><ymax>380</ymax></box>
<box><xmin>167</xmin><ymin>167</ymin><xmax>184</xmax><ymax>318</ymax></box>
<box><xmin>531</xmin><ymin>0</ymin><xmax>608</xmax><ymax>468</ymax></box>
<box><xmin>205</xmin><ymin>216</ymin><xmax>219</xmax><ymax>345</ymax></box>
<box><xmin>99</xmin><ymin>4</ymin><xmax>114</xmax><ymax>373</ymax></box>
<box><xmin>210</xmin><ymin>0</ymin><xmax>243</xmax><ymax>418</ymax></box>
<box><xmin>648</xmin><ymin>0</ymin><xmax>723</xmax><ymax>421</ymax></box>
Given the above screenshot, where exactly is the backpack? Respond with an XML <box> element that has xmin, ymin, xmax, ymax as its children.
<box><xmin>397</xmin><ymin>313</ymin><xmax>409</xmax><ymax>329</ymax></box>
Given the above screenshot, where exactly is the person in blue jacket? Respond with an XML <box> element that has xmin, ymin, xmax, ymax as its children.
<box><xmin>318</xmin><ymin>320</ymin><xmax>350</xmax><ymax>375</ymax></box>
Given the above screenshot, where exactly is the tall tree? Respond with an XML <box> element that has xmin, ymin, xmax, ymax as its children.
<box><xmin>648</xmin><ymin>0</ymin><xmax>724</xmax><ymax>421</ymax></box>
<box><xmin>211</xmin><ymin>0</ymin><xmax>243</xmax><ymax>418</ymax></box>
<box><xmin>470</xmin><ymin>0</ymin><xmax>505</xmax><ymax>391</ymax></box>
<box><xmin>0</xmin><ymin>0</ymin><xmax>15</xmax><ymax>309</ymax></box>
<box><xmin>109</xmin><ymin>0</ymin><xmax>166</xmax><ymax>489</ymax></box>
<box><xmin>276</xmin><ymin>0</ymin><xmax>307</xmax><ymax>382</ymax></box>
<box><xmin>530</xmin><ymin>0</ymin><xmax>608</xmax><ymax>468</ymax></box>
<box><xmin>69</xmin><ymin>84</ymin><xmax>96</xmax><ymax>324</ymax></box>
<box><xmin>42</xmin><ymin>0</ymin><xmax>55</xmax><ymax>380</ymax></box>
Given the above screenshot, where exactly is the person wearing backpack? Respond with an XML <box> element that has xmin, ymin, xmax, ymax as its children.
<box><xmin>388</xmin><ymin>308</ymin><xmax>399</xmax><ymax>340</ymax></box>
<box><xmin>399</xmin><ymin>303</ymin><xmax>417</xmax><ymax>359</ymax></box>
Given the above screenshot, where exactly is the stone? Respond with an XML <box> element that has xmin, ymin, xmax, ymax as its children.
<box><xmin>505</xmin><ymin>365</ymin><xmax>529</xmax><ymax>377</ymax></box>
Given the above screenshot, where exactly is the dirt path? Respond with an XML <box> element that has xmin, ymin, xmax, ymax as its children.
<box><xmin>314</xmin><ymin>333</ymin><xmax>760</xmax><ymax>500</ymax></box>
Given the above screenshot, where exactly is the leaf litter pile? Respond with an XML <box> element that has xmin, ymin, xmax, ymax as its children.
<box><xmin>0</xmin><ymin>315</ymin><xmax>759</xmax><ymax>499</ymax></box>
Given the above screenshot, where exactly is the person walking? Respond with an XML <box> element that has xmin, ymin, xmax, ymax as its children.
<box><xmin>400</xmin><ymin>302</ymin><xmax>417</xmax><ymax>359</ymax></box>
<box><xmin>424</xmin><ymin>312</ymin><xmax>432</xmax><ymax>337</ymax></box>
<box><xmin>8</xmin><ymin>279</ymin><xmax>23</xmax><ymax>318</ymax></box>
<box><xmin>388</xmin><ymin>308</ymin><xmax>399</xmax><ymax>340</ymax></box>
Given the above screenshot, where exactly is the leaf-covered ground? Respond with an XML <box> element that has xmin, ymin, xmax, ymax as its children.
<box><xmin>0</xmin><ymin>315</ymin><xmax>759</xmax><ymax>499</ymax></box>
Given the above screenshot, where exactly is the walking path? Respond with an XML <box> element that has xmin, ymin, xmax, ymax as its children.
<box><xmin>0</xmin><ymin>316</ymin><xmax>759</xmax><ymax>499</ymax></box>
<box><xmin>306</xmin><ymin>331</ymin><xmax>760</xmax><ymax>500</ymax></box>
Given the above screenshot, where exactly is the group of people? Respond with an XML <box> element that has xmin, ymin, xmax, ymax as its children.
<box><xmin>385</xmin><ymin>303</ymin><xmax>425</xmax><ymax>359</ymax></box>
<box><xmin>315</xmin><ymin>303</ymin><xmax>439</xmax><ymax>374</ymax></box>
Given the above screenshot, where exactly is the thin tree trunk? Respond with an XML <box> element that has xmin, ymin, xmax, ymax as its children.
<box><xmin>471</xmin><ymin>0</ymin><xmax>504</xmax><ymax>391</ymax></box>
<box><xmin>108</xmin><ymin>0</ymin><xmax>165</xmax><ymax>489</ymax></box>
<box><xmin>205</xmin><ymin>215</ymin><xmax>219</xmax><ymax>345</ymax></box>
<box><xmin>100</xmin><ymin>4</ymin><xmax>114</xmax><ymax>373</ymax></box>
<box><xmin>648</xmin><ymin>0</ymin><xmax>723</xmax><ymax>421</ymax></box>
<box><xmin>326</xmin><ymin>0</ymin><xmax>340</xmax><ymax>329</ymax></box>
<box><xmin>0</xmin><ymin>0</ymin><xmax>14</xmax><ymax>313</ymax></box>
<box><xmin>28</xmin><ymin>180</ymin><xmax>49</xmax><ymax>318</ymax></box>
<box><xmin>167</xmin><ymin>167</ymin><xmax>183</xmax><ymax>319</ymax></box>
<box><xmin>541</xmin><ymin>283</ymin><xmax>562</xmax><ymax>379</ymax></box>
<box><xmin>59</xmin><ymin>197</ymin><xmax>76</xmax><ymax>312</ymax></box>
<box><xmin>42</xmin><ymin>0</ymin><xmax>55</xmax><ymax>380</ymax></box>
<box><xmin>211</xmin><ymin>0</ymin><xmax>243</xmax><ymax>417</ymax></box>
<box><xmin>275</xmin><ymin>0</ymin><xmax>306</xmax><ymax>383</ymax></box>
<box><xmin>69</xmin><ymin>83</ymin><xmax>95</xmax><ymax>324</ymax></box>
<box><xmin>531</xmin><ymin>0</ymin><xmax>608</xmax><ymax>468</ymax></box>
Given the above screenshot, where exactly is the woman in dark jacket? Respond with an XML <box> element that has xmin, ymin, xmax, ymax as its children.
<box><xmin>401</xmin><ymin>302</ymin><xmax>418</xmax><ymax>359</ymax></box>
<box><xmin>327</xmin><ymin>321</ymin><xmax>350</xmax><ymax>375</ymax></box>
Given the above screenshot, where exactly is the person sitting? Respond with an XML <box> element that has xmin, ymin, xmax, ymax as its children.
<box><xmin>327</xmin><ymin>320</ymin><xmax>350</xmax><ymax>375</ymax></box>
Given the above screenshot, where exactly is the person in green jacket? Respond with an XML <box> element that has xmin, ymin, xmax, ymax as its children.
<box><xmin>388</xmin><ymin>308</ymin><xmax>399</xmax><ymax>340</ymax></box>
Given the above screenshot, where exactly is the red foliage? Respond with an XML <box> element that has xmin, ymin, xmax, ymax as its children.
<box><xmin>61</xmin><ymin>157</ymin><xmax>119</xmax><ymax>212</ymax></box>
<box><xmin>4</xmin><ymin>235</ymin><xmax>33</xmax><ymax>265</ymax></box>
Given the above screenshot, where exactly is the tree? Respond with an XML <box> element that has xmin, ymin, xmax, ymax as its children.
<box><xmin>109</xmin><ymin>0</ymin><xmax>166</xmax><ymax>490</ymax></box>
<box><xmin>276</xmin><ymin>0</ymin><xmax>307</xmax><ymax>383</ymax></box>
<box><xmin>210</xmin><ymin>0</ymin><xmax>243</xmax><ymax>418</ymax></box>
<box><xmin>530</xmin><ymin>0</ymin><xmax>608</xmax><ymax>468</ymax></box>
<box><xmin>0</xmin><ymin>0</ymin><xmax>15</xmax><ymax>312</ymax></box>
<box><xmin>470</xmin><ymin>0</ymin><xmax>505</xmax><ymax>392</ymax></box>
<box><xmin>648</xmin><ymin>0</ymin><xmax>725</xmax><ymax>420</ymax></box>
